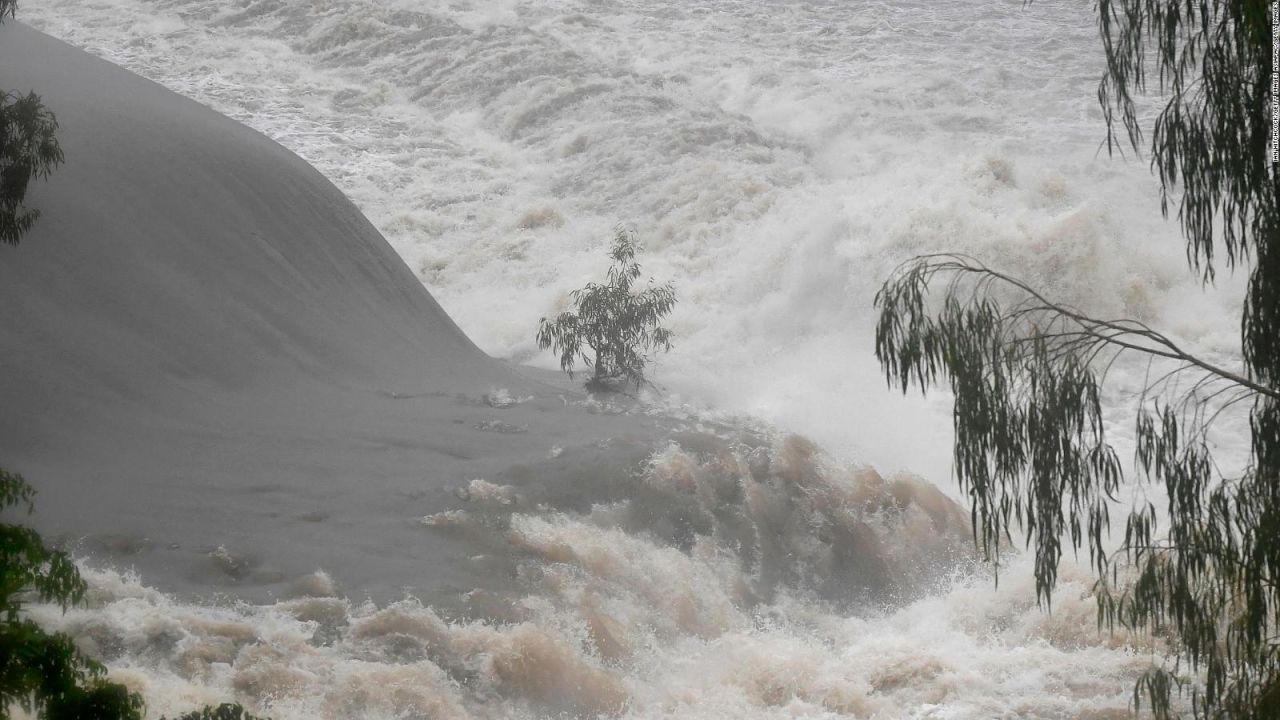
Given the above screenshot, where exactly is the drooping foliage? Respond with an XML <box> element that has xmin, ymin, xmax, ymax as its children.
<box><xmin>1097</xmin><ymin>0</ymin><xmax>1276</xmax><ymax>280</ymax></box>
<box><xmin>875</xmin><ymin>1</ymin><xmax>1278</xmax><ymax>717</ymax></box>
<box><xmin>877</xmin><ymin>253</ymin><xmax>1279</xmax><ymax>717</ymax></box>
<box><xmin>537</xmin><ymin>226</ymin><xmax>676</xmax><ymax>391</ymax></box>
<box><xmin>1098</xmin><ymin>0</ymin><xmax>1279</xmax><ymax>390</ymax></box>
<box><xmin>875</xmin><ymin>257</ymin><xmax>1126</xmax><ymax>603</ymax></box>
<box><xmin>0</xmin><ymin>2</ymin><xmax>65</xmax><ymax>246</ymax></box>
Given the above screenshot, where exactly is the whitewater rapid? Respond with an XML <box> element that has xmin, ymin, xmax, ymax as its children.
<box><xmin>15</xmin><ymin>0</ymin><xmax>1245</xmax><ymax>717</ymax></box>
<box><xmin>34</xmin><ymin>440</ymin><xmax>1157</xmax><ymax>720</ymax></box>
<box><xmin>26</xmin><ymin>0</ymin><xmax>1245</xmax><ymax>479</ymax></box>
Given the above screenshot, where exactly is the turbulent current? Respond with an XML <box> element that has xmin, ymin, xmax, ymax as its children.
<box><xmin>16</xmin><ymin>0</ymin><xmax>1252</xmax><ymax>717</ymax></box>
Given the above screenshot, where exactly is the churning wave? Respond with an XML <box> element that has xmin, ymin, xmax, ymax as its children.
<box><xmin>39</xmin><ymin>433</ymin><xmax>1154</xmax><ymax>719</ymax></box>
<box><xmin>16</xmin><ymin>0</ymin><xmax>1240</xmax><ymax>716</ymax></box>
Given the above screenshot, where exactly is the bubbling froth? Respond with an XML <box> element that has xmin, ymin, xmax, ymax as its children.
<box><xmin>13</xmin><ymin>0</ymin><xmax>1224</xmax><ymax>715</ymax></box>
<box><xmin>28</xmin><ymin>434</ymin><xmax>1161</xmax><ymax>719</ymax></box>
<box><xmin>32</xmin><ymin>555</ymin><xmax>1157</xmax><ymax>718</ymax></box>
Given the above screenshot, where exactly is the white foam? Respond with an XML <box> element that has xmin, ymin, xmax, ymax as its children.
<box><xmin>20</xmin><ymin>0</ymin><xmax>1240</xmax><ymax>714</ymax></box>
<box><xmin>26</xmin><ymin>546</ymin><xmax>1165</xmax><ymax>719</ymax></box>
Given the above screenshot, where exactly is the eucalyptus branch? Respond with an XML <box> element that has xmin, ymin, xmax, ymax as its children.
<box><xmin>875</xmin><ymin>247</ymin><xmax>1279</xmax><ymax>717</ymax></box>
<box><xmin>906</xmin><ymin>254</ymin><xmax>1278</xmax><ymax>400</ymax></box>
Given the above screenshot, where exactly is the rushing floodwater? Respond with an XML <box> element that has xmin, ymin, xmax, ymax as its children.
<box><xmin>19</xmin><ymin>0</ymin><xmax>1250</xmax><ymax>717</ymax></box>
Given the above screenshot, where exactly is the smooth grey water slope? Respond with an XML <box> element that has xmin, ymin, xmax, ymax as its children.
<box><xmin>0</xmin><ymin>21</ymin><xmax>621</xmax><ymax>601</ymax></box>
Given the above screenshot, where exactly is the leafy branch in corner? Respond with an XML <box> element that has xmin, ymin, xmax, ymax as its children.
<box><xmin>0</xmin><ymin>1</ymin><xmax>65</xmax><ymax>246</ymax></box>
<box><xmin>0</xmin><ymin>466</ymin><xmax>272</xmax><ymax>719</ymax></box>
<box><xmin>0</xmin><ymin>467</ymin><xmax>146</xmax><ymax>719</ymax></box>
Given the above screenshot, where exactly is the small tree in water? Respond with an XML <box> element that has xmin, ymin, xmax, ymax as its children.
<box><xmin>537</xmin><ymin>227</ymin><xmax>675</xmax><ymax>391</ymax></box>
